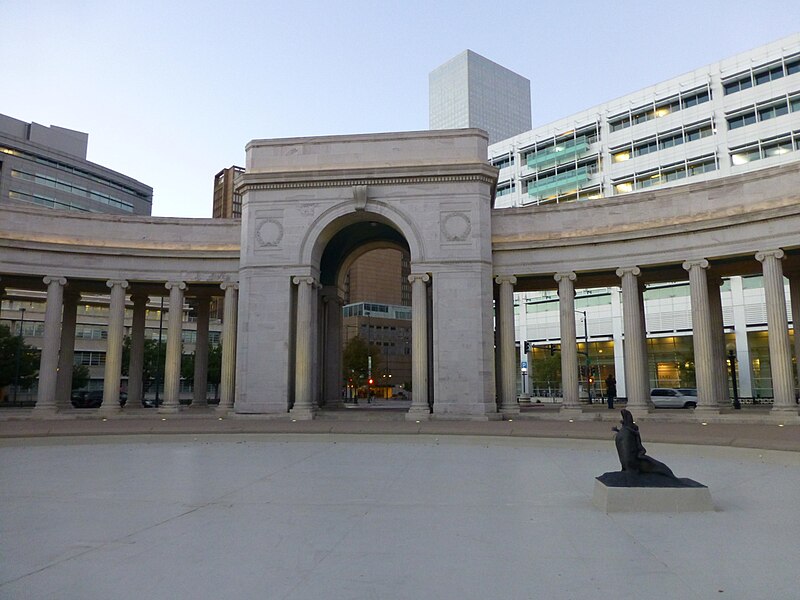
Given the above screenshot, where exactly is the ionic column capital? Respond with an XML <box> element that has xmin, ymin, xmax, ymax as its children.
<box><xmin>165</xmin><ymin>280</ymin><xmax>186</xmax><ymax>291</ymax></box>
<box><xmin>130</xmin><ymin>292</ymin><xmax>150</xmax><ymax>304</ymax></box>
<box><xmin>615</xmin><ymin>266</ymin><xmax>641</xmax><ymax>278</ymax></box>
<box><xmin>494</xmin><ymin>275</ymin><xmax>517</xmax><ymax>286</ymax></box>
<box><xmin>682</xmin><ymin>259</ymin><xmax>709</xmax><ymax>272</ymax></box>
<box><xmin>220</xmin><ymin>280</ymin><xmax>239</xmax><ymax>291</ymax></box>
<box><xmin>408</xmin><ymin>273</ymin><xmax>430</xmax><ymax>284</ymax></box>
<box><xmin>553</xmin><ymin>271</ymin><xmax>576</xmax><ymax>283</ymax></box>
<box><xmin>43</xmin><ymin>276</ymin><xmax>67</xmax><ymax>287</ymax></box>
<box><xmin>106</xmin><ymin>279</ymin><xmax>129</xmax><ymax>290</ymax></box>
<box><xmin>755</xmin><ymin>249</ymin><xmax>785</xmax><ymax>263</ymax></box>
<box><xmin>292</xmin><ymin>276</ymin><xmax>320</xmax><ymax>289</ymax></box>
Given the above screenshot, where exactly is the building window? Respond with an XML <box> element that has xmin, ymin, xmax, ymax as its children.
<box><xmin>730</xmin><ymin>133</ymin><xmax>797</xmax><ymax>166</ymax></box>
<box><xmin>723</xmin><ymin>53</ymin><xmax>800</xmax><ymax>96</ymax></box>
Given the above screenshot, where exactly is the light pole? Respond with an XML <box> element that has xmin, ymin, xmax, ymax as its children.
<box><xmin>576</xmin><ymin>310</ymin><xmax>591</xmax><ymax>402</ymax></box>
<box><xmin>727</xmin><ymin>348</ymin><xmax>741</xmax><ymax>410</ymax></box>
<box><xmin>13</xmin><ymin>307</ymin><xmax>26</xmax><ymax>404</ymax></box>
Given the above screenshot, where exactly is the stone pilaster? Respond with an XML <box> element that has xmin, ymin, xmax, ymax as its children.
<box><xmin>616</xmin><ymin>267</ymin><xmax>649</xmax><ymax>413</ymax></box>
<box><xmin>755</xmin><ymin>250</ymin><xmax>796</xmax><ymax>414</ymax></box>
<box><xmin>555</xmin><ymin>272</ymin><xmax>580</xmax><ymax>412</ymax></box>
<box><xmin>406</xmin><ymin>273</ymin><xmax>431</xmax><ymax>420</ymax></box>
<box><xmin>218</xmin><ymin>281</ymin><xmax>238</xmax><ymax>413</ymax></box>
<box><xmin>682</xmin><ymin>260</ymin><xmax>718</xmax><ymax>413</ymax></box>
<box><xmin>191</xmin><ymin>296</ymin><xmax>211</xmax><ymax>408</ymax></box>
<box><xmin>34</xmin><ymin>276</ymin><xmax>67</xmax><ymax>414</ymax></box>
<box><xmin>159</xmin><ymin>281</ymin><xmax>186</xmax><ymax>414</ymax></box>
<box><xmin>56</xmin><ymin>291</ymin><xmax>80</xmax><ymax>410</ymax></box>
<box><xmin>127</xmin><ymin>293</ymin><xmax>149</xmax><ymax>408</ymax></box>
<box><xmin>290</xmin><ymin>276</ymin><xmax>319</xmax><ymax>419</ymax></box>
<box><xmin>322</xmin><ymin>288</ymin><xmax>344</xmax><ymax>407</ymax></box>
<box><xmin>495</xmin><ymin>275</ymin><xmax>519</xmax><ymax>416</ymax></box>
<box><xmin>99</xmin><ymin>280</ymin><xmax>128</xmax><ymax>415</ymax></box>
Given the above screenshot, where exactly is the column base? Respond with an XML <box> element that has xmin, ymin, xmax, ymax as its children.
<box><xmin>97</xmin><ymin>405</ymin><xmax>121</xmax><ymax>416</ymax></box>
<box><xmin>499</xmin><ymin>401</ymin><xmax>520</xmax><ymax>417</ymax></box>
<box><xmin>32</xmin><ymin>405</ymin><xmax>58</xmax><ymax>417</ymax></box>
<box><xmin>770</xmin><ymin>405</ymin><xmax>800</xmax><ymax>417</ymax></box>
<box><xmin>158</xmin><ymin>404</ymin><xmax>181</xmax><ymax>414</ymax></box>
<box><xmin>289</xmin><ymin>406</ymin><xmax>316</xmax><ymax>420</ymax></box>
<box><xmin>405</xmin><ymin>406</ymin><xmax>431</xmax><ymax>421</ymax></box>
<box><xmin>188</xmin><ymin>402</ymin><xmax>210</xmax><ymax>410</ymax></box>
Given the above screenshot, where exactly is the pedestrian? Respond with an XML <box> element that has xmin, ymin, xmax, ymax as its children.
<box><xmin>605</xmin><ymin>374</ymin><xmax>616</xmax><ymax>409</ymax></box>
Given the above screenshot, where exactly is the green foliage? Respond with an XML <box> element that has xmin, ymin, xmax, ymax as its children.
<box><xmin>530</xmin><ymin>352</ymin><xmax>561</xmax><ymax>387</ymax></box>
<box><xmin>342</xmin><ymin>336</ymin><xmax>382</xmax><ymax>387</ymax></box>
<box><xmin>71</xmin><ymin>364</ymin><xmax>90</xmax><ymax>391</ymax></box>
<box><xmin>121</xmin><ymin>336</ymin><xmax>165</xmax><ymax>391</ymax></box>
<box><xmin>0</xmin><ymin>324</ymin><xmax>39</xmax><ymax>390</ymax></box>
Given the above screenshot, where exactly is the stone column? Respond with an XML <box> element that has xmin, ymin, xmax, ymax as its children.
<box><xmin>159</xmin><ymin>281</ymin><xmax>185</xmax><ymax>413</ymax></box>
<box><xmin>616</xmin><ymin>267</ymin><xmax>649</xmax><ymax>412</ymax></box>
<box><xmin>682</xmin><ymin>260</ymin><xmax>718</xmax><ymax>413</ymax></box>
<box><xmin>755</xmin><ymin>250</ymin><xmax>796</xmax><ymax>413</ymax></box>
<box><xmin>191</xmin><ymin>296</ymin><xmax>211</xmax><ymax>408</ymax></box>
<box><xmin>218</xmin><ymin>281</ymin><xmax>238</xmax><ymax>413</ymax></box>
<box><xmin>322</xmin><ymin>288</ymin><xmax>344</xmax><ymax>407</ymax></box>
<box><xmin>495</xmin><ymin>276</ymin><xmax>519</xmax><ymax>416</ymax></box>
<box><xmin>127</xmin><ymin>293</ymin><xmax>149</xmax><ymax>408</ymax></box>
<box><xmin>56</xmin><ymin>291</ymin><xmax>80</xmax><ymax>410</ymax></box>
<box><xmin>707</xmin><ymin>276</ymin><xmax>730</xmax><ymax>406</ymax></box>
<box><xmin>34</xmin><ymin>276</ymin><xmax>67</xmax><ymax>413</ymax></box>
<box><xmin>99</xmin><ymin>280</ymin><xmax>128</xmax><ymax>415</ymax></box>
<box><xmin>291</xmin><ymin>276</ymin><xmax>318</xmax><ymax>419</ymax></box>
<box><xmin>788</xmin><ymin>270</ymin><xmax>800</xmax><ymax>400</ymax></box>
<box><xmin>555</xmin><ymin>272</ymin><xmax>580</xmax><ymax>411</ymax></box>
<box><xmin>406</xmin><ymin>273</ymin><xmax>431</xmax><ymax>420</ymax></box>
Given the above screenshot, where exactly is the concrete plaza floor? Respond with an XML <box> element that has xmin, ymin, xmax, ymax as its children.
<box><xmin>2</xmin><ymin>414</ymin><xmax>799</xmax><ymax>599</ymax></box>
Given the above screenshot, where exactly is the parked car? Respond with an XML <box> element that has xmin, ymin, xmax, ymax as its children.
<box><xmin>650</xmin><ymin>388</ymin><xmax>698</xmax><ymax>408</ymax></box>
<box><xmin>71</xmin><ymin>390</ymin><xmax>153</xmax><ymax>408</ymax></box>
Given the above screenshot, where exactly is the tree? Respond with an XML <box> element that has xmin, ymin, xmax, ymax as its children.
<box><xmin>342</xmin><ymin>336</ymin><xmax>382</xmax><ymax>392</ymax></box>
<box><xmin>180</xmin><ymin>344</ymin><xmax>222</xmax><ymax>398</ymax></box>
<box><xmin>121</xmin><ymin>336</ymin><xmax>165</xmax><ymax>392</ymax></box>
<box><xmin>531</xmin><ymin>352</ymin><xmax>561</xmax><ymax>391</ymax></box>
<box><xmin>0</xmin><ymin>324</ymin><xmax>39</xmax><ymax>392</ymax></box>
<box><xmin>71</xmin><ymin>364</ymin><xmax>90</xmax><ymax>391</ymax></box>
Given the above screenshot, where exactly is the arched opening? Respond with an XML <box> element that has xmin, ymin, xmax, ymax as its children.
<box><xmin>316</xmin><ymin>219</ymin><xmax>417</xmax><ymax>412</ymax></box>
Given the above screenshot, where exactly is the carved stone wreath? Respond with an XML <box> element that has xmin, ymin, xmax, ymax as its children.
<box><xmin>440</xmin><ymin>211</ymin><xmax>472</xmax><ymax>242</ymax></box>
<box><xmin>255</xmin><ymin>218</ymin><xmax>284</xmax><ymax>247</ymax></box>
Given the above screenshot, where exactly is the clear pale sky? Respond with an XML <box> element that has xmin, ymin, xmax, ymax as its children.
<box><xmin>2</xmin><ymin>1</ymin><xmax>798</xmax><ymax>218</ymax></box>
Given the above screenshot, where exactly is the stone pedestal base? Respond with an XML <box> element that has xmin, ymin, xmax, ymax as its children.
<box><xmin>592</xmin><ymin>478</ymin><xmax>713</xmax><ymax>513</ymax></box>
<box><xmin>289</xmin><ymin>407</ymin><xmax>316</xmax><ymax>420</ymax></box>
<box><xmin>405</xmin><ymin>408</ymin><xmax>431</xmax><ymax>422</ymax></box>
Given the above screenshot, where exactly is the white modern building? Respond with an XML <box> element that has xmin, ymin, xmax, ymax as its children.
<box><xmin>429</xmin><ymin>50</ymin><xmax>531</xmax><ymax>144</ymax></box>
<box><xmin>490</xmin><ymin>34</ymin><xmax>800</xmax><ymax>208</ymax></box>
<box><xmin>480</xmin><ymin>35</ymin><xmax>800</xmax><ymax>402</ymax></box>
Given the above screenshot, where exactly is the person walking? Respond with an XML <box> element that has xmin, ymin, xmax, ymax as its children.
<box><xmin>605</xmin><ymin>373</ymin><xmax>616</xmax><ymax>409</ymax></box>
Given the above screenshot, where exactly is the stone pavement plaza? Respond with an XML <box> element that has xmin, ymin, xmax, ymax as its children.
<box><xmin>1</xmin><ymin>416</ymin><xmax>799</xmax><ymax>599</ymax></box>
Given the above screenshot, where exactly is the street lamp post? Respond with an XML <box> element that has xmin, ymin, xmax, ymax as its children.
<box><xmin>576</xmin><ymin>310</ymin><xmax>591</xmax><ymax>402</ymax></box>
<box><xmin>728</xmin><ymin>348</ymin><xmax>741</xmax><ymax>410</ymax></box>
<box><xmin>13</xmin><ymin>307</ymin><xmax>26</xmax><ymax>404</ymax></box>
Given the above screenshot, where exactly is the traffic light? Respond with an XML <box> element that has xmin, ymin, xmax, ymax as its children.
<box><xmin>524</xmin><ymin>341</ymin><xmax>531</xmax><ymax>353</ymax></box>
<box><xmin>368</xmin><ymin>378</ymin><xmax>374</xmax><ymax>385</ymax></box>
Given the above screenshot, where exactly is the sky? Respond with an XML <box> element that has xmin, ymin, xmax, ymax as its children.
<box><xmin>2</xmin><ymin>1</ymin><xmax>799</xmax><ymax>218</ymax></box>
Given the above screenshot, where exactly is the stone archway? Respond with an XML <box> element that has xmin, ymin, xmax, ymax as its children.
<box><xmin>235</xmin><ymin>130</ymin><xmax>500</xmax><ymax>419</ymax></box>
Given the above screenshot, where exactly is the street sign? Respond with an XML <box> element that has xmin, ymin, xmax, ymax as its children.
<box><xmin>521</xmin><ymin>361</ymin><xmax>528</xmax><ymax>369</ymax></box>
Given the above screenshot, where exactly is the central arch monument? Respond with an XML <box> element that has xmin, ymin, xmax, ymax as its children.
<box><xmin>235</xmin><ymin>130</ymin><xmax>500</xmax><ymax>419</ymax></box>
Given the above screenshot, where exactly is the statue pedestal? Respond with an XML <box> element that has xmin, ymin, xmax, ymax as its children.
<box><xmin>592</xmin><ymin>475</ymin><xmax>713</xmax><ymax>513</ymax></box>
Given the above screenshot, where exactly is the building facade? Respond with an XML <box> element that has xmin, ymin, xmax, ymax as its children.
<box><xmin>429</xmin><ymin>50</ymin><xmax>532</xmax><ymax>144</ymax></box>
<box><xmin>490</xmin><ymin>34</ymin><xmax>800</xmax><ymax>208</ymax></box>
<box><xmin>212</xmin><ymin>166</ymin><xmax>244</xmax><ymax>219</ymax></box>
<box><xmin>0</xmin><ymin>113</ymin><xmax>153</xmax><ymax>215</ymax></box>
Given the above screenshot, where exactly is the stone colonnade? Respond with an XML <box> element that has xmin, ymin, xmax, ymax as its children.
<box><xmin>1</xmin><ymin>276</ymin><xmax>239</xmax><ymax>414</ymax></box>
<box><xmin>493</xmin><ymin>249</ymin><xmax>800</xmax><ymax>417</ymax></box>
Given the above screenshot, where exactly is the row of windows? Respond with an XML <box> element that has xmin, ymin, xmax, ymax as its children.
<box><xmin>520</xmin><ymin>185</ymin><xmax>603</xmax><ymax>207</ymax></box>
<box><xmin>608</xmin><ymin>87</ymin><xmax>711</xmax><ymax>132</ymax></box>
<box><xmin>521</xmin><ymin>125</ymin><xmax>599</xmax><ymax>163</ymax></box>
<box><xmin>730</xmin><ymin>132</ymin><xmax>800</xmax><ymax>166</ymax></box>
<box><xmin>611</xmin><ymin>120</ymin><xmax>714</xmax><ymax>163</ymax></box>
<box><xmin>525</xmin><ymin>157</ymin><xmax>600</xmax><ymax>186</ymax></box>
<box><xmin>496</xmin><ymin>181</ymin><xmax>516</xmax><ymax>196</ymax></box>
<box><xmin>612</xmin><ymin>155</ymin><xmax>718</xmax><ymax>194</ymax></box>
<box><xmin>8</xmin><ymin>189</ymin><xmax>92</xmax><ymax>212</ymax></box>
<box><xmin>74</xmin><ymin>351</ymin><xmax>106</xmax><ymax>366</ymax></box>
<box><xmin>11</xmin><ymin>168</ymin><xmax>134</xmax><ymax>212</ymax></box>
<box><xmin>722</xmin><ymin>53</ymin><xmax>800</xmax><ymax>95</ymax></box>
<box><xmin>0</xmin><ymin>146</ymin><xmax>151</xmax><ymax>202</ymax></box>
<box><xmin>490</xmin><ymin>154</ymin><xmax>515</xmax><ymax>169</ymax></box>
<box><xmin>727</xmin><ymin>93</ymin><xmax>800</xmax><ymax>130</ymax></box>
<box><xmin>75</xmin><ymin>324</ymin><xmax>108</xmax><ymax>340</ymax></box>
